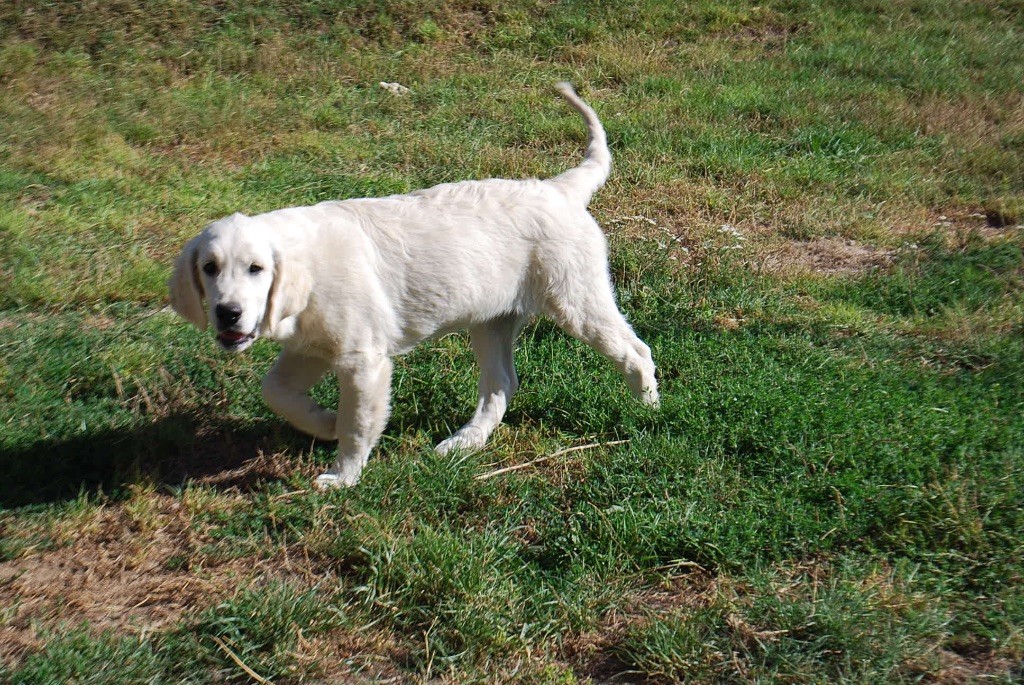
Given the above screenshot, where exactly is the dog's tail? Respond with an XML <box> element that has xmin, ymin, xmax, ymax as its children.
<box><xmin>550</xmin><ymin>82</ymin><xmax>611</xmax><ymax>204</ymax></box>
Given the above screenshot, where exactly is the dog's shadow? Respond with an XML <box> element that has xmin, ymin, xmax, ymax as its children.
<box><xmin>0</xmin><ymin>402</ymin><xmax>502</xmax><ymax>509</ymax></box>
<box><xmin>0</xmin><ymin>413</ymin><xmax>324</xmax><ymax>508</ymax></box>
<box><xmin>1</xmin><ymin>322</ymin><xmax>660</xmax><ymax>509</ymax></box>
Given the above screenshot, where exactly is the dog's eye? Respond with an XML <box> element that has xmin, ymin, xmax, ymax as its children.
<box><xmin>202</xmin><ymin>261</ymin><xmax>218</xmax><ymax>276</ymax></box>
<box><xmin>249</xmin><ymin>264</ymin><xmax>264</xmax><ymax>274</ymax></box>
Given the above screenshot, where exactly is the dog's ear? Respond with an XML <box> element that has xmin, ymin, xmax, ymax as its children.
<box><xmin>168</xmin><ymin>235</ymin><xmax>208</xmax><ymax>330</ymax></box>
<box><xmin>262</xmin><ymin>246</ymin><xmax>311</xmax><ymax>338</ymax></box>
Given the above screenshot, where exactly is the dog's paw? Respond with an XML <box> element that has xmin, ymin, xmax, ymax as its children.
<box><xmin>313</xmin><ymin>471</ymin><xmax>359</xmax><ymax>490</ymax></box>
<box><xmin>435</xmin><ymin>428</ymin><xmax>487</xmax><ymax>456</ymax></box>
<box><xmin>642</xmin><ymin>386</ymin><xmax>660</xmax><ymax>409</ymax></box>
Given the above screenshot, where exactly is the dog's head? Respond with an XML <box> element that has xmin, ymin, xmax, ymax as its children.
<box><xmin>169</xmin><ymin>213</ymin><xmax>309</xmax><ymax>352</ymax></box>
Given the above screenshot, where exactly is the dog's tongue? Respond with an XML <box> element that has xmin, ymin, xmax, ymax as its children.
<box><xmin>218</xmin><ymin>331</ymin><xmax>247</xmax><ymax>344</ymax></box>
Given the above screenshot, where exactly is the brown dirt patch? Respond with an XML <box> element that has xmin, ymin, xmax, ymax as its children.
<box><xmin>759</xmin><ymin>236</ymin><xmax>894</xmax><ymax>276</ymax></box>
<box><xmin>3</xmin><ymin>498</ymin><xmax>192</xmax><ymax>663</ymax></box>
<box><xmin>932</xmin><ymin>648</ymin><xmax>1021</xmax><ymax>685</ymax></box>
<box><xmin>0</xmin><ymin>489</ymin><xmax>323</xmax><ymax>669</ymax></box>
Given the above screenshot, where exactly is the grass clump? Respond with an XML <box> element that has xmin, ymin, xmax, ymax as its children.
<box><xmin>2</xmin><ymin>626</ymin><xmax>167</xmax><ymax>685</ymax></box>
<box><xmin>616</xmin><ymin>561</ymin><xmax>952</xmax><ymax>684</ymax></box>
<box><xmin>176</xmin><ymin>580</ymin><xmax>346</xmax><ymax>682</ymax></box>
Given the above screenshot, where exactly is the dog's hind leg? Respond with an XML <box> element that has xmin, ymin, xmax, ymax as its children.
<box><xmin>545</xmin><ymin>279</ymin><xmax>659</xmax><ymax>408</ymax></box>
<box><xmin>436</xmin><ymin>314</ymin><xmax>526</xmax><ymax>455</ymax></box>
<box><xmin>262</xmin><ymin>351</ymin><xmax>337</xmax><ymax>440</ymax></box>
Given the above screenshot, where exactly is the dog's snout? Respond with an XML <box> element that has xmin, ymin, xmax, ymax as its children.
<box><xmin>215</xmin><ymin>303</ymin><xmax>243</xmax><ymax>327</ymax></box>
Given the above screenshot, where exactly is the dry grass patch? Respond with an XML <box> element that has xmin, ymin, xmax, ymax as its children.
<box><xmin>759</xmin><ymin>236</ymin><xmax>895</xmax><ymax>276</ymax></box>
<box><xmin>600</xmin><ymin>561</ymin><xmax>968</xmax><ymax>684</ymax></box>
<box><xmin>568</xmin><ymin>569</ymin><xmax>720</xmax><ymax>682</ymax></box>
<box><xmin>0</xmin><ymin>481</ymin><xmax>338</xmax><ymax>670</ymax></box>
<box><xmin>559</xmin><ymin>40</ymin><xmax>678</xmax><ymax>87</ymax></box>
<box><xmin>1</xmin><ymin>494</ymin><xmax>203</xmax><ymax>664</ymax></box>
<box><xmin>898</xmin><ymin>92</ymin><xmax>1024</xmax><ymax>149</ymax></box>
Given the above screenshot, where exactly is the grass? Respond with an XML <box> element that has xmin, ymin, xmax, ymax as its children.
<box><xmin>1</xmin><ymin>1</ymin><xmax>1022</xmax><ymax>682</ymax></box>
<box><xmin>614</xmin><ymin>560</ymin><xmax>954</xmax><ymax>683</ymax></box>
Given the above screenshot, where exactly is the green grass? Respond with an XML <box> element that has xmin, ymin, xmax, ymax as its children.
<box><xmin>5</xmin><ymin>627</ymin><xmax>168</xmax><ymax>685</ymax></box>
<box><xmin>1</xmin><ymin>1</ymin><xmax>1022</xmax><ymax>683</ymax></box>
<box><xmin>615</xmin><ymin>560</ymin><xmax>953</xmax><ymax>683</ymax></box>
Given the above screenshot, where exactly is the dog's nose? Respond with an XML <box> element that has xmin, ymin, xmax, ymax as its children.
<box><xmin>215</xmin><ymin>303</ymin><xmax>243</xmax><ymax>327</ymax></box>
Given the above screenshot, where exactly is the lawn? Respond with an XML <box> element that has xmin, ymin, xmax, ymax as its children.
<box><xmin>1</xmin><ymin>1</ymin><xmax>1022</xmax><ymax>682</ymax></box>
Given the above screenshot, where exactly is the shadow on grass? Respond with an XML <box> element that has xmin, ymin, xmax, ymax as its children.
<box><xmin>0</xmin><ymin>413</ymin><xmax>322</xmax><ymax>508</ymax></box>
<box><xmin>0</xmin><ymin>319</ymin><xmax>677</xmax><ymax>510</ymax></box>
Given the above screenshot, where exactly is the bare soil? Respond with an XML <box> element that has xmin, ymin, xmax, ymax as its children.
<box><xmin>759</xmin><ymin>236</ymin><xmax>894</xmax><ymax>276</ymax></box>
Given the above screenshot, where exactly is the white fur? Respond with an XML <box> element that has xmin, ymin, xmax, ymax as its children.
<box><xmin>169</xmin><ymin>83</ymin><xmax>658</xmax><ymax>488</ymax></box>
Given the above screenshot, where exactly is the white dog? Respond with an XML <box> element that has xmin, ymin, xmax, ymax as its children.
<box><xmin>169</xmin><ymin>83</ymin><xmax>658</xmax><ymax>488</ymax></box>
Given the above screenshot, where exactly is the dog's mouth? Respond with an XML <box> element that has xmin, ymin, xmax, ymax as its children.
<box><xmin>216</xmin><ymin>329</ymin><xmax>257</xmax><ymax>351</ymax></box>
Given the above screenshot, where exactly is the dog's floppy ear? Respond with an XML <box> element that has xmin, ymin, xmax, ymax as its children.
<box><xmin>262</xmin><ymin>245</ymin><xmax>311</xmax><ymax>338</ymax></box>
<box><xmin>168</xmin><ymin>235</ymin><xmax>208</xmax><ymax>330</ymax></box>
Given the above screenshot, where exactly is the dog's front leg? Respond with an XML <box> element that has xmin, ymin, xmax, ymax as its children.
<box><xmin>314</xmin><ymin>353</ymin><xmax>392</xmax><ymax>489</ymax></box>
<box><xmin>436</xmin><ymin>316</ymin><xmax>523</xmax><ymax>455</ymax></box>
<box><xmin>261</xmin><ymin>350</ymin><xmax>336</xmax><ymax>439</ymax></box>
